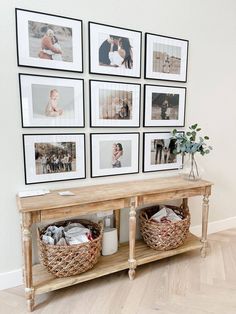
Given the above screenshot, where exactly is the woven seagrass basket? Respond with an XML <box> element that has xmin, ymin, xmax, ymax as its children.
<box><xmin>139</xmin><ymin>205</ymin><xmax>190</xmax><ymax>251</ymax></box>
<box><xmin>38</xmin><ymin>219</ymin><xmax>103</xmax><ymax>278</ymax></box>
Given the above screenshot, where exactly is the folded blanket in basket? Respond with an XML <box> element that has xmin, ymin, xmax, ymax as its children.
<box><xmin>42</xmin><ymin>222</ymin><xmax>93</xmax><ymax>246</ymax></box>
<box><xmin>151</xmin><ymin>206</ymin><xmax>182</xmax><ymax>223</ymax></box>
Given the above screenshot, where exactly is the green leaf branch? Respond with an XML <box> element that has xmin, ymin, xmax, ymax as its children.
<box><xmin>171</xmin><ymin>124</ymin><xmax>213</xmax><ymax>156</ymax></box>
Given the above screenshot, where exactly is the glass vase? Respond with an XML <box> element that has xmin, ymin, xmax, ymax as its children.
<box><xmin>179</xmin><ymin>153</ymin><xmax>203</xmax><ymax>181</ymax></box>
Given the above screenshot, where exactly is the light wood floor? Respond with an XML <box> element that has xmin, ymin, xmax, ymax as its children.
<box><xmin>1</xmin><ymin>229</ymin><xmax>236</xmax><ymax>314</ymax></box>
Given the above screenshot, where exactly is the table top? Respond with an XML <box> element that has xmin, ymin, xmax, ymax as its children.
<box><xmin>17</xmin><ymin>176</ymin><xmax>213</xmax><ymax>213</ymax></box>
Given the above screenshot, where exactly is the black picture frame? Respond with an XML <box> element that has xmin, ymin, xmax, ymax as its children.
<box><xmin>23</xmin><ymin>133</ymin><xmax>86</xmax><ymax>184</ymax></box>
<box><xmin>15</xmin><ymin>8</ymin><xmax>83</xmax><ymax>72</ymax></box>
<box><xmin>143</xmin><ymin>84</ymin><xmax>186</xmax><ymax>127</ymax></box>
<box><xmin>89</xmin><ymin>79</ymin><xmax>141</xmax><ymax>128</ymax></box>
<box><xmin>143</xmin><ymin>131</ymin><xmax>184</xmax><ymax>173</ymax></box>
<box><xmin>90</xmin><ymin>132</ymin><xmax>140</xmax><ymax>178</ymax></box>
<box><xmin>19</xmin><ymin>73</ymin><xmax>85</xmax><ymax>128</ymax></box>
<box><xmin>144</xmin><ymin>32</ymin><xmax>189</xmax><ymax>82</ymax></box>
<box><xmin>89</xmin><ymin>21</ymin><xmax>142</xmax><ymax>78</ymax></box>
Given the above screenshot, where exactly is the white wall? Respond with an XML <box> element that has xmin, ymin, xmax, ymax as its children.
<box><xmin>0</xmin><ymin>0</ymin><xmax>236</xmax><ymax>281</ymax></box>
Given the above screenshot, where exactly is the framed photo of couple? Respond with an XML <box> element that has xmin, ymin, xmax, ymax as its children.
<box><xmin>145</xmin><ymin>33</ymin><xmax>189</xmax><ymax>82</ymax></box>
<box><xmin>144</xmin><ymin>84</ymin><xmax>186</xmax><ymax>127</ymax></box>
<box><xmin>89</xmin><ymin>22</ymin><xmax>142</xmax><ymax>78</ymax></box>
<box><xmin>23</xmin><ymin>133</ymin><xmax>86</xmax><ymax>184</ymax></box>
<box><xmin>90</xmin><ymin>133</ymin><xmax>140</xmax><ymax>178</ymax></box>
<box><xmin>19</xmin><ymin>73</ymin><xmax>84</xmax><ymax>128</ymax></box>
<box><xmin>143</xmin><ymin>132</ymin><xmax>183</xmax><ymax>173</ymax></box>
<box><xmin>90</xmin><ymin>80</ymin><xmax>141</xmax><ymax>127</ymax></box>
<box><xmin>15</xmin><ymin>8</ymin><xmax>83</xmax><ymax>72</ymax></box>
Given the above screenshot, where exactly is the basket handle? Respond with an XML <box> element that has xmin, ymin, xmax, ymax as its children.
<box><xmin>180</xmin><ymin>203</ymin><xmax>190</xmax><ymax>216</ymax></box>
<box><xmin>98</xmin><ymin>220</ymin><xmax>104</xmax><ymax>235</ymax></box>
<box><xmin>140</xmin><ymin>210</ymin><xmax>149</xmax><ymax>221</ymax></box>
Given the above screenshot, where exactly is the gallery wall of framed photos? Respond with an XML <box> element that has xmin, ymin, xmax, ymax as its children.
<box><xmin>15</xmin><ymin>7</ymin><xmax>189</xmax><ymax>184</ymax></box>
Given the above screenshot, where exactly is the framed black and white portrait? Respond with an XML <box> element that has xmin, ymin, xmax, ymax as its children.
<box><xmin>145</xmin><ymin>33</ymin><xmax>188</xmax><ymax>82</ymax></box>
<box><xmin>144</xmin><ymin>84</ymin><xmax>186</xmax><ymax>127</ymax></box>
<box><xmin>90</xmin><ymin>80</ymin><xmax>141</xmax><ymax>127</ymax></box>
<box><xmin>19</xmin><ymin>74</ymin><xmax>84</xmax><ymax>128</ymax></box>
<box><xmin>89</xmin><ymin>22</ymin><xmax>142</xmax><ymax>78</ymax></box>
<box><xmin>23</xmin><ymin>133</ymin><xmax>86</xmax><ymax>184</ymax></box>
<box><xmin>16</xmin><ymin>8</ymin><xmax>83</xmax><ymax>72</ymax></box>
<box><xmin>90</xmin><ymin>133</ymin><xmax>140</xmax><ymax>178</ymax></box>
<box><xmin>143</xmin><ymin>132</ymin><xmax>183</xmax><ymax>173</ymax></box>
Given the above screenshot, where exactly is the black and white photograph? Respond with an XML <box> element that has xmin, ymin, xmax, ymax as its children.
<box><xmin>144</xmin><ymin>85</ymin><xmax>186</xmax><ymax>127</ymax></box>
<box><xmin>143</xmin><ymin>132</ymin><xmax>183</xmax><ymax>172</ymax></box>
<box><xmin>145</xmin><ymin>33</ymin><xmax>188</xmax><ymax>82</ymax></box>
<box><xmin>16</xmin><ymin>8</ymin><xmax>83</xmax><ymax>72</ymax></box>
<box><xmin>89</xmin><ymin>22</ymin><xmax>141</xmax><ymax>78</ymax></box>
<box><xmin>90</xmin><ymin>133</ymin><xmax>139</xmax><ymax>177</ymax></box>
<box><xmin>23</xmin><ymin>134</ymin><xmax>85</xmax><ymax>184</ymax></box>
<box><xmin>90</xmin><ymin>80</ymin><xmax>140</xmax><ymax>127</ymax></box>
<box><xmin>19</xmin><ymin>74</ymin><xmax>84</xmax><ymax>128</ymax></box>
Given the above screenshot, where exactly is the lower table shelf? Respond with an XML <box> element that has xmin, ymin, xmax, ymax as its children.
<box><xmin>33</xmin><ymin>233</ymin><xmax>201</xmax><ymax>295</ymax></box>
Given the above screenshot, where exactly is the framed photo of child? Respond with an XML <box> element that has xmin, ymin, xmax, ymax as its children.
<box><xmin>143</xmin><ymin>132</ymin><xmax>183</xmax><ymax>173</ymax></box>
<box><xmin>89</xmin><ymin>22</ymin><xmax>142</xmax><ymax>78</ymax></box>
<box><xmin>145</xmin><ymin>33</ymin><xmax>189</xmax><ymax>82</ymax></box>
<box><xmin>90</xmin><ymin>133</ymin><xmax>140</xmax><ymax>178</ymax></box>
<box><xmin>19</xmin><ymin>74</ymin><xmax>84</xmax><ymax>128</ymax></box>
<box><xmin>15</xmin><ymin>8</ymin><xmax>83</xmax><ymax>72</ymax></box>
<box><xmin>144</xmin><ymin>84</ymin><xmax>186</xmax><ymax>127</ymax></box>
<box><xmin>90</xmin><ymin>80</ymin><xmax>141</xmax><ymax>127</ymax></box>
<box><xmin>23</xmin><ymin>133</ymin><xmax>86</xmax><ymax>184</ymax></box>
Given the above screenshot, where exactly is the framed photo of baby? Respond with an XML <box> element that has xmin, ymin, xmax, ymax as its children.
<box><xmin>145</xmin><ymin>33</ymin><xmax>189</xmax><ymax>82</ymax></box>
<box><xmin>23</xmin><ymin>133</ymin><xmax>86</xmax><ymax>184</ymax></box>
<box><xmin>15</xmin><ymin>8</ymin><xmax>83</xmax><ymax>72</ymax></box>
<box><xmin>90</xmin><ymin>80</ymin><xmax>141</xmax><ymax>127</ymax></box>
<box><xmin>19</xmin><ymin>74</ymin><xmax>84</xmax><ymax>128</ymax></box>
<box><xmin>144</xmin><ymin>84</ymin><xmax>186</xmax><ymax>127</ymax></box>
<box><xmin>89</xmin><ymin>22</ymin><xmax>142</xmax><ymax>78</ymax></box>
<box><xmin>90</xmin><ymin>133</ymin><xmax>140</xmax><ymax>178</ymax></box>
<box><xmin>143</xmin><ymin>132</ymin><xmax>183</xmax><ymax>173</ymax></box>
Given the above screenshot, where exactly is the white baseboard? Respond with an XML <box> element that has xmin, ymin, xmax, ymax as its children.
<box><xmin>0</xmin><ymin>269</ymin><xmax>23</xmax><ymax>291</ymax></box>
<box><xmin>190</xmin><ymin>216</ymin><xmax>236</xmax><ymax>237</ymax></box>
<box><xmin>1</xmin><ymin>216</ymin><xmax>236</xmax><ymax>291</ymax></box>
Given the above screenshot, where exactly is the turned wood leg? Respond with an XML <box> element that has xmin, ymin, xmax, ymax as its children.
<box><xmin>128</xmin><ymin>197</ymin><xmax>137</xmax><ymax>280</ymax></box>
<box><xmin>114</xmin><ymin>209</ymin><xmax>121</xmax><ymax>244</ymax></box>
<box><xmin>22</xmin><ymin>213</ymin><xmax>34</xmax><ymax>312</ymax></box>
<box><xmin>201</xmin><ymin>194</ymin><xmax>210</xmax><ymax>258</ymax></box>
<box><xmin>20</xmin><ymin>220</ymin><xmax>25</xmax><ymax>283</ymax></box>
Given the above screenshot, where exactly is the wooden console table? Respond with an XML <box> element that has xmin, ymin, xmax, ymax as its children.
<box><xmin>17</xmin><ymin>176</ymin><xmax>213</xmax><ymax>311</ymax></box>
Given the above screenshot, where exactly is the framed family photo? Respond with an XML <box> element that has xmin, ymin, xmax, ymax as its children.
<box><xmin>23</xmin><ymin>133</ymin><xmax>86</xmax><ymax>184</ymax></box>
<box><xmin>145</xmin><ymin>33</ymin><xmax>189</xmax><ymax>82</ymax></box>
<box><xmin>19</xmin><ymin>74</ymin><xmax>84</xmax><ymax>128</ymax></box>
<box><xmin>144</xmin><ymin>84</ymin><xmax>186</xmax><ymax>127</ymax></box>
<box><xmin>89</xmin><ymin>22</ymin><xmax>142</xmax><ymax>78</ymax></box>
<box><xmin>15</xmin><ymin>8</ymin><xmax>83</xmax><ymax>72</ymax></box>
<box><xmin>90</xmin><ymin>80</ymin><xmax>141</xmax><ymax>127</ymax></box>
<box><xmin>90</xmin><ymin>133</ymin><xmax>140</xmax><ymax>178</ymax></box>
<box><xmin>143</xmin><ymin>132</ymin><xmax>183</xmax><ymax>173</ymax></box>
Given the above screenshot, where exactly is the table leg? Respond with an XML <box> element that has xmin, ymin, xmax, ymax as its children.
<box><xmin>22</xmin><ymin>213</ymin><xmax>34</xmax><ymax>312</ymax></box>
<box><xmin>114</xmin><ymin>209</ymin><xmax>120</xmax><ymax>244</ymax></box>
<box><xmin>201</xmin><ymin>194</ymin><xmax>210</xmax><ymax>258</ymax></box>
<box><xmin>128</xmin><ymin>197</ymin><xmax>137</xmax><ymax>280</ymax></box>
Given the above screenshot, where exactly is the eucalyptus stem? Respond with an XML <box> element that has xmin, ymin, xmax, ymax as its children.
<box><xmin>193</xmin><ymin>154</ymin><xmax>199</xmax><ymax>177</ymax></box>
<box><xmin>189</xmin><ymin>153</ymin><xmax>195</xmax><ymax>180</ymax></box>
<box><xmin>187</xmin><ymin>153</ymin><xmax>200</xmax><ymax>180</ymax></box>
<box><xmin>171</xmin><ymin>124</ymin><xmax>212</xmax><ymax>181</ymax></box>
